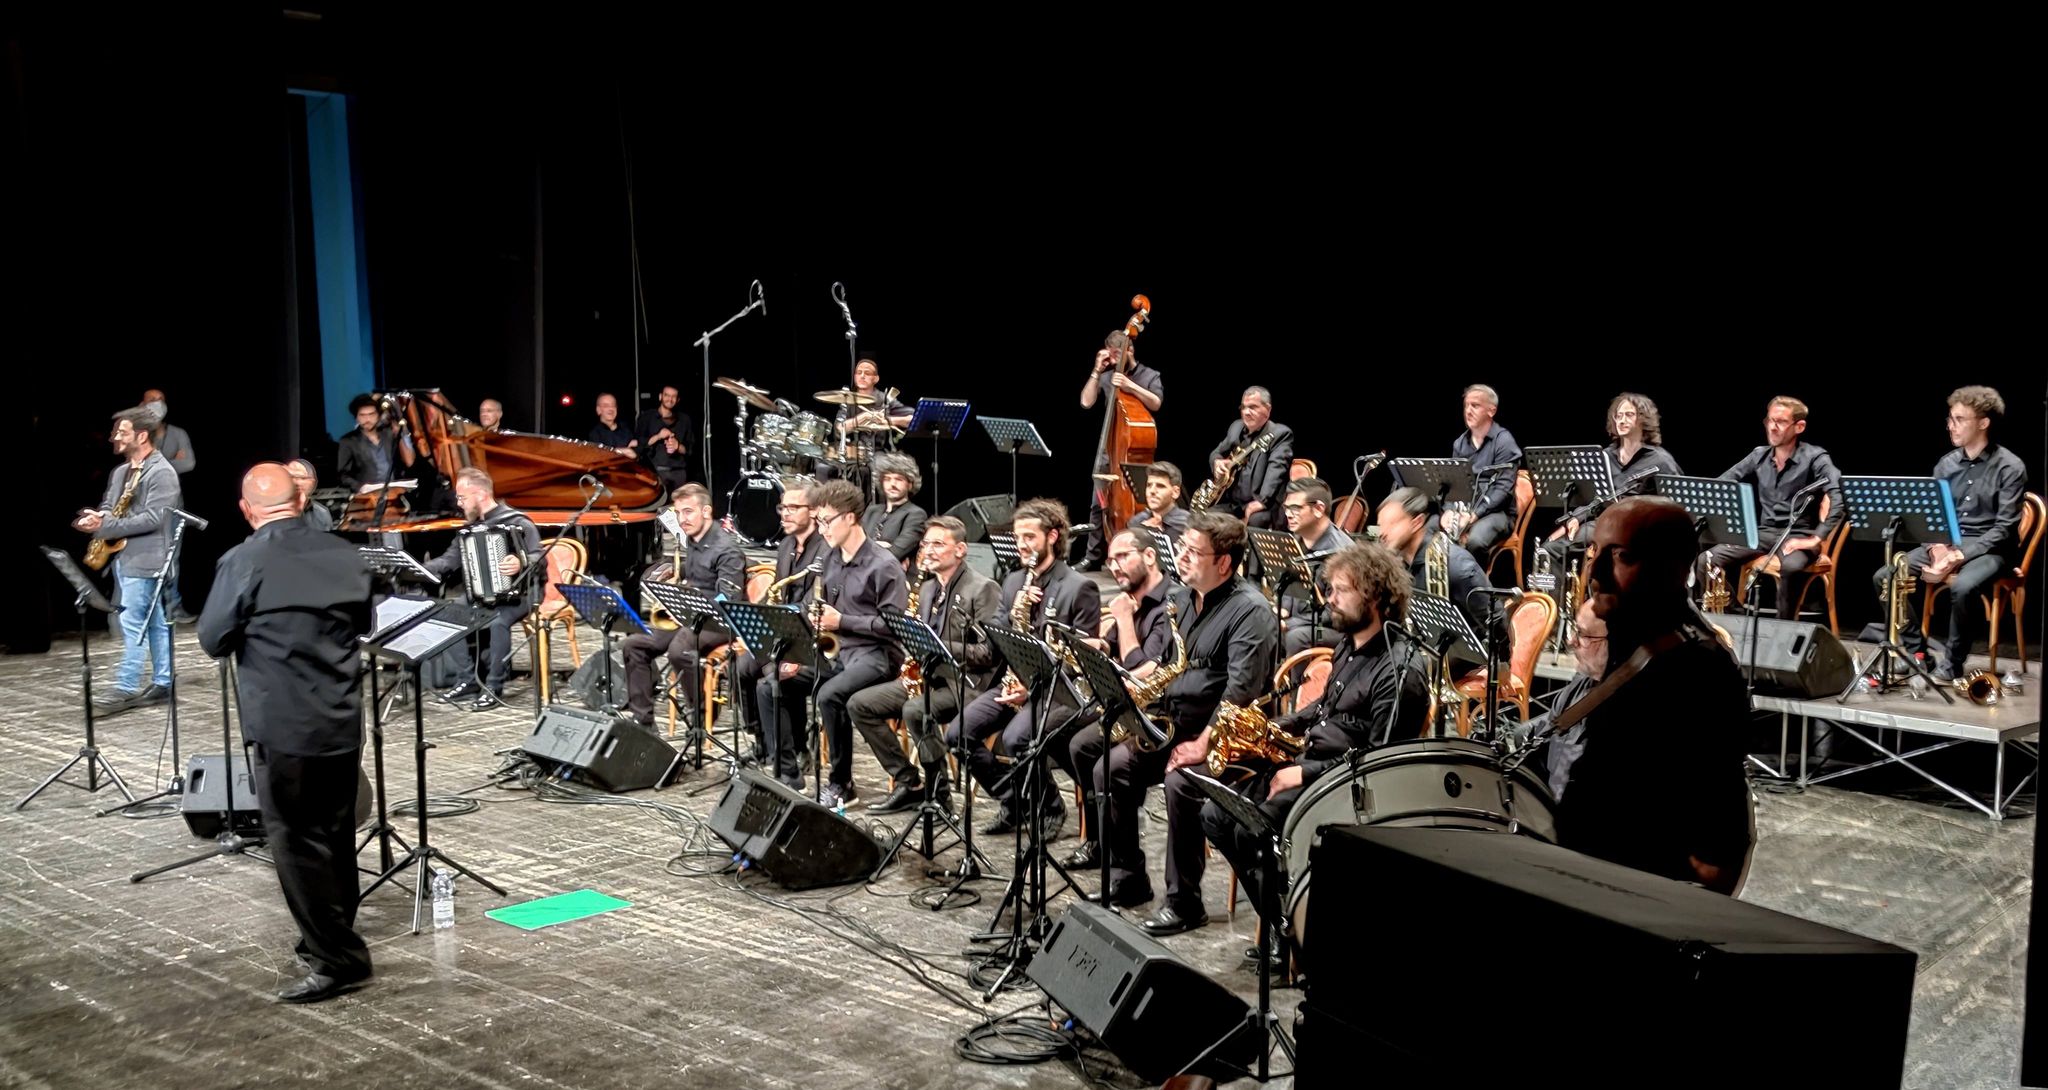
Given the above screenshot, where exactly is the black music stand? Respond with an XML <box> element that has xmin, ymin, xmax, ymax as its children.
<box><xmin>1249</xmin><ymin>528</ymin><xmax>1321</xmax><ymax>639</ymax></box>
<box><xmin>973</xmin><ymin>623</ymin><xmax>1081</xmax><ymax>997</ymax></box>
<box><xmin>1522</xmin><ymin>445</ymin><xmax>1612</xmax><ymax>513</ymax></box>
<box><xmin>987</xmin><ymin>532</ymin><xmax>1021</xmax><ymax>579</ymax></box>
<box><xmin>1060</xmin><ymin>634</ymin><xmax>1148</xmax><ymax>910</ymax></box>
<box><xmin>1117</xmin><ymin>462</ymin><xmax>1154</xmax><ymax>510</ymax></box>
<box><xmin>357</xmin><ymin>600</ymin><xmax>507</xmax><ymax>933</ymax></box>
<box><xmin>357</xmin><ymin>546</ymin><xmax>441</xmax><ymax>718</ymax></box>
<box><xmin>1180</xmin><ymin>771</ymin><xmax>1294</xmax><ymax>1081</ymax></box>
<box><xmin>904</xmin><ymin>398</ymin><xmax>972</xmax><ymax>512</ymax></box>
<box><xmin>557</xmin><ymin>582</ymin><xmax>652</xmax><ymax>717</ymax></box>
<box><xmin>644</xmin><ymin>581</ymin><xmax>737</xmax><ymax>778</ymax></box>
<box><xmin>1409</xmin><ymin>592</ymin><xmax>1484</xmax><ymax>738</ymax></box>
<box><xmin>1390</xmin><ymin>457</ymin><xmax>1478</xmax><ymax>512</ymax></box>
<box><xmin>718</xmin><ymin>601</ymin><xmax>823</xmax><ymax>798</ymax></box>
<box><xmin>357</xmin><ymin>596</ymin><xmax>442</xmax><ymax>872</ymax></box>
<box><xmin>1838</xmin><ymin>476</ymin><xmax>1961</xmax><ymax>703</ymax></box>
<box><xmin>19</xmin><ymin>547</ymin><xmax>133</xmax><ymax>810</ymax></box>
<box><xmin>1653</xmin><ymin>475</ymin><xmax>1759</xmax><ymax>552</ymax></box>
<box><xmin>872</xmin><ymin>609</ymin><xmax>991</xmax><ymax>887</ymax></box>
<box><xmin>979</xmin><ymin>417</ymin><xmax>1052</xmax><ymax>503</ymax></box>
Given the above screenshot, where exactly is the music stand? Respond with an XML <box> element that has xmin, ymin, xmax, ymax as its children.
<box><xmin>872</xmin><ymin>609</ymin><xmax>992</xmax><ymax>887</ymax></box>
<box><xmin>718</xmin><ymin>601</ymin><xmax>823</xmax><ymax>798</ymax></box>
<box><xmin>904</xmin><ymin>398</ymin><xmax>972</xmax><ymax>512</ymax></box>
<box><xmin>1389</xmin><ymin>457</ymin><xmax>1478</xmax><ymax>510</ymax></box>
<box><xmin>1250</xmin><ymin>528</ymin><xmax>1324</xmax><ymax>649</ymax></box>
<box><xmin>1410</xmin><ymin>591</ymin><xmax>1484</xmax><ymax>737</ymax></box>
<box><xmin>18</xmin><ymin>547</ymin><xmax>133</xmax><ymax>810</ymax></box>
<box><xmin>1522</xmin><ymin>445</ymin><xmax>1612</xmax><ymax>512</ymax></box>
<box><xmin>359</xmin><ymin>545</ymin><xmax>441</xmax><ymax>586</ymax></box>
<box><xmin>987</xmin><ymin>532</ymin><xmax>1021</xmax><ymax>579</ymax></box>
<box><xmin>1838</xmin><ymin>476</ymin><xmax>1961</xmax><ymax>702</ymax></box>
<box><xmin>355</xmin><ymin>596</ymin><xmax>441</xmax><ymax>872</ymax></box>
<box><xmin>979</xmin><ymin>417</ymin><xmax>1052</xmax><ymax>503</ymax></box>
<box><xmin>556</xmin><ymin>582</ymin><xmax>652</xmax><ymax>716</ymax></box>
<box><xmin>1060</xmin><ymin>634</ymin><xmax>1148</xmax><ymax>909</ymax></box>
<box><xmin>357</xmin><ymin>600</ymin><xmax>507</xmax><ymax>932</ymax></box>
<box><xmin>644</xmin><ymin>582</ymin><xmax>739</xmax><ymax>780</ymax></box>
<box><xmin>1180</xmin><ymin>771</ymin><xmax>1295</xmax><ymax>1081</ymax></box>
<box><xmin>1652</xmin><ymin>475</ymin><xmax>1760</xmax><ymax>552</ymax></box>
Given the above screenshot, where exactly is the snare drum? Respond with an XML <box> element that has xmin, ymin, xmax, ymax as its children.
<box><xmin>1281</xmin><ymin>738</ymin><xmax>1556</xmax><ymax>956</ymax></box>
<box><xmin>751</xmin><ymin>414</ymin><xmax>795</xmax><ymax>456</ymax></box>
<box><xmin>789</xmin><ymin>412</ymin><xmax>833</xmax><ymax>457</ymax></box>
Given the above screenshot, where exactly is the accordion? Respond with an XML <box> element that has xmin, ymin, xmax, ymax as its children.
<box><xmin>459</xmin><ymin>525</ymin><xmax>524</xmax><ymax>606</ymax></box>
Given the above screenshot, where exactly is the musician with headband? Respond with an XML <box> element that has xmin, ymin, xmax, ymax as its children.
<box><xmin>1447</xmin><ymin>384</ymin><xmax>1524</xmax><ymax>565</ymax></box>
<box><xmin>1078</xmin><ymin>330</ymin><xmax>1165</xmax><ymax>571</ymax></box>
<box><xmin>422</xmin><ymin>468</ymin><xmax>541</xmax><ymax>709</ymax></box>
<box><xmin>620</xmin><ymin>483</ymin><xmax>746</xmax><ymax>732</ymax></box>
<box><xmin>1541</xmin><ymin>392</ymin><xmax>1683</xmax><ymax>567</ymax></box>
<box><xmin>1278</xmin><ymin>476</ymin><xmax>1354</xmax><ymax>656</ymax></box>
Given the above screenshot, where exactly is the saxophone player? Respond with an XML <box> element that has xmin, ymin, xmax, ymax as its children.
<box><xmin>849</xmin><ymin>517</ymin><xmax>1003</xmax><ymax>815</ymax></box>
<box><xmin>1201</xmin><ymin>542</ymin><xmax>1429</xmax><ymax>938</ymax></box>
<box><xmin>1056</xmin><ymin>526</ymin><xmax>1177</xmax><ymax>906</ymax></box>
<box><xmin>946</xmin><ymin>498</ymin><xmax>1100</xmax><ymax>836</ymax></box>
<box><xmin>808</xmin><ymin>479</ymin><xmax>907</xmax><ymax>810</ymax></box>
<box><xmin>738</xmin><ymin>480</ymin><xmax>826</xmax><ymax>788</ymax></box>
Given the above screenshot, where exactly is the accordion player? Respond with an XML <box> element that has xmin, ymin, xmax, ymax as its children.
<box><xmin>423</xmin><ymin>468</ymin><xmax>543</xmax><ymax>706</ymax></box>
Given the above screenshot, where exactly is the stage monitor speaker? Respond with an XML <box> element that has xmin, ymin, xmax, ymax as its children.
<box><xmin>1716</xmin><ymin>613</ymin><xmax>1855</xmax><ymax>697</ymax></box>
<box><xmin>708</xmin><ymin>769</ymin><xmax>881</xmax><ymax>890</ymax></box>
<box><xmin>1025</xmin><ymin>902</ymin><xmax>1253</xmax><ymax>1084</ymax></box>
<box><xmin>521</xmin><ymin>705</ymin><xmax>678</xmax><ymax>792</ymax></box>
<box><xmin>565</xmin><ymin>645</ymin><xmax>629</xmax><ymax>711</ymax></box>
<box><xmin>181</xmin><ymin>754</ymin><xmax>373</xmax><ymax>837</ymax></box>
<box><xmin>1295</xmin><ymin>826</ymin><xmax>1916</xmax><ymax>1087</ymax></box>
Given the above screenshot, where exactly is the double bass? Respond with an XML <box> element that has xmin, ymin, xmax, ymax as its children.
<box><xmin>1094</xmin><ymin>294</ymin><xmax>1157</xmax><ymax>540</ymax></box>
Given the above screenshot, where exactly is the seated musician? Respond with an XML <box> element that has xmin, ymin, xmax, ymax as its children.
<box><xmin>1145</xmin><ymin>513</ymin><xmax>1279</xmax><ymax>936</ymax></box>
<box><xmin>734</xmin><ymin>480</ymin><xmax>826</xmax><ymax>788</ymax></box>
<box><xmin>1873</xmin><ymin>385</ymin><xmax>2028</xmax><ymax>680</ymax></box>
<box><xmin>1201</xmin><ymin>542</ymin><xmax>1430</xmax><ymax>930</ymax></box>
<box><xmin>808</xmin><ymin>479</ymin><xmax>908</xmax><ymax>810</ymax></box>
<box><xmin>1541</xmin><ymin>392</ymin><xmax>1683</xmax><ymax>565</ymax></box>
<box><xmin>861</xmin><ymin>453</ymin><xmax>930</xmax><ymax>569</ymax></box>
<box><xmin>1448</xmin><ymin>384</ymin><xmax>1524</xmax><ymax>565</ymax></box>
<box><xmin>945</xmin><ymin>498</ymin><xmax>1101</xmax><ymax>836</ymax></box>
<box><xmin>1515</xmin><ymin>599</ymin><xmax>1605</xmax><ymax>801</ymax></box>
<box><xmin>1078</xmin><ymin>330</ymin><xmax>1165</xmax><ymax>571</ymax></box>
<box><xmin>1057</xmin><ymin>526</ymin><xmax>1177</xmax><ymax>905</ymax></box>
<box><xmin>834</xmin><ymin>354</ymin><xmax>913</xmax><ymax>437</ymax></box>
<box><xmin>850</xmin><ymin>516</ymin><xmax>1003</xmax><ymax>814</ymax></box>
<box><xmin>1278</xmin><ymin>477</ymin><xmax>1353</xmax><ymax>656</ymax></box>
<box><xmin>1374</xmin><ymin>486</ymin><xmax>1501</xmax><ymax>656</ymax></box>
<box><xmin>1201</xmin><ymin>386</ymin><xmax>1294</xmax><ymax>529</ymax></box>
<box><xmin>620</xmin><ymin>484</ymin><xmax>746</xmax><ymax>733</ymax></box>
<box><xmin>422</xmin><ymin>468</ymin><xmax>542</xmax><ymax>709</ymax></box>
<box><xmin>1127</xmin><ymin>460</ymin><xmax>1190</xmax><ymax>550</ymax></box>
<box><xmin>1697</xmin><ymin>396</ymin><xmax>1842</xmax><ymax>614</ymax></box>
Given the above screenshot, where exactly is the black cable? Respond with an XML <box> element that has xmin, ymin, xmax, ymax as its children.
<box><xmin>389</xmin><ymin>795</ymin><xmax>481</xmax><ymax>819</ymax></box>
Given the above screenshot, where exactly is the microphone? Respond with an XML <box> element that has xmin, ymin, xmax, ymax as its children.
<box><xmin>1791</xmin><ymin>477</ymin><xmax>1832</xmax><ymax>501</ymax></box>
<box><xmin>581</xmin><ymin>474</ymin><xmax>614</xmax><ymax>498</ymax></box>
<box><xmin>1466</xmin><ymin>586</ymin><xmax>1525</xmax><ymax>606</ymax></box>
<box><xmin>169</xmin><ymin>508</ymin><xmax>210</xmax><ymax>530</ymax></box>
<box><xmin>753</xmin><ymin>279</ymin><xmax>766</xmax><ymax>317</ymax></box>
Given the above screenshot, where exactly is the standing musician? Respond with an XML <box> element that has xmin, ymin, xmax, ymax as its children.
<box><xmin>335</xmin><ymin>392</ymin><xmax>416</xmax><ymax>492</ymax></box>
<box><xmin>1127</xmin><ymin>460</ymin><xmax>1191</xmax><ymax>551</ymax></box>
<box><xmin>808</xmin><ymin>479</ymin><xmax>908</xmax><ymax>810</ymax></box>
<box><xmin>1202</xmin><ymin>542</ymin><xmax>1430</xmax><ymax>929</ymax></box>
<box><xmin>1543</xmin><ymin>392</ymin><xmax>1684</xmax><ymax>565</ymax></box>
<box><xmin>1875</xmin><ymin>385</ymin><xmax>2027</xmax><ymax>680</ymax></box>
<box><xmin>1078</xmin><ymin>330</ymin><xmax>1165</xmax><ymax>571</ymax></box>
<box><xmin>1447</xmin><ymin>384</ymin><xmax>1524</xmax><ymax>564</ymax></box>
<box><xmin>635</xmin><ymin>384</ymin><xmax>693</xmax><ymax>492</ymax></box>
<box><xmin>862</xmin><ymin>452</ymin><xmax>930</xmax><ymax>568</ymax></box>
<box><xmin>849</xmin><ymin>516</ymin><xmax>1003</xmax><ymax>814</ymax></box>
<box><xmin>1699</xmin><ymin>396</ymin><xmax>1843</xmax><ymax>615</ymax></box>
<box><xmin>1201</xmin><ymin>386</ymin><xmax>1294</xmax><ymax>529</ymax></box>
<box><xmin>737</xmin><ymin>480</ymin><xmax>827</xmax><ymax>787</ymax></box>
<box><xmin>423</xmin><ymin>468</ymin><xmax>542</xmax><ymax>709</ymax></box>
<box><xmin>75</xmin><ymin>405</ymin><xmax>183</xmax><ymax>715</ymax></box>
<box><xmin>1549</xmin><ymin>497</ymin><xmax>1751</xmax><ymax>893</ymax></box>
<box><xmin>1146</xmin><ymin>512</ymin><xmax>1279</xmax><ymax>936</ymax></box>
<box><xmin>1278</xmin><ymin>476</ymin><xmax>1354</xmax><ymax>655</ymax></box>
<box><xmin>1057</xmin><ymin>526</ymin><xmax>1177</xmax><ymax>906</ymax></box>
<box><xmin>946</xmin><ymin>498</ymin><xmax>1101</xmax><ymax>834</ymax></box>
<box><xmin>1375</xmin><ymin>486</ymin><xmax>1499</xmax><ymax>653</ymax></box>
<box><xmin>620</xmin><ymin>483</ymin><xmax>745</xmax><ymax>728</ymax></box>
<box><xmin>197</xmin><ymin>464</ymin><xmax>373</xmax><ymax>1004</ymax></box>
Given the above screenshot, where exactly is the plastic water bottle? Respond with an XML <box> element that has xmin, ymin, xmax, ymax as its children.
<box><xmin>431</xmin><ymin>868</ymin><xmax>455</xmax><ymax>930</ymax></box>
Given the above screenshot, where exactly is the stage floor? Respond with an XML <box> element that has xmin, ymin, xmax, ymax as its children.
<box><xmin>0</xmin><ymin>627</ymin><xmax>2035</xmax><ymax>1089</ymax></box>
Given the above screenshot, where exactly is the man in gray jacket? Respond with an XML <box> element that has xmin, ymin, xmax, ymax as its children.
<box><xmin>74</xmin><ymin>406</ymin><xmax>183</xmax><ymax>715</ymax></box>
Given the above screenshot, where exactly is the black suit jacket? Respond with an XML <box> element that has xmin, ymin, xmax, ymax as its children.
<box><xmin>1209</xmin><ymin>421</ymin><xmax>1296</xmax><ymax>512</ymax></box>
<box><xmin>918</xmin><ymin>564</ymin><xmax>1004</xmax><ymax>696</ymax></box>
<box><xmin>996</xmin><ymin>561</ymin><xmax>1101</xmax><ymax>637</ymax></box>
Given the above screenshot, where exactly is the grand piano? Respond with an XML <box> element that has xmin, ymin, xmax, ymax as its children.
<box><xmin>339</xmin><ymin>390</ymin><xmax>667</xmax><ymax>531</ymax></box>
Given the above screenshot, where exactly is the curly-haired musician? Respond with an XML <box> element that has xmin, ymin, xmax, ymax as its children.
<box><xmin>862</xmin><ymin>452</ymin><xmax>929</xmax><ymax>568</ymax></box>
<box><xmin>1542</xmin><ymin>392</ymin><xmax>1684</xmax><ymax>564</ymax></box>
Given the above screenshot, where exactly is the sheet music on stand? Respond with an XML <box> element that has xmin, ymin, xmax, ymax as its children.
<box><xmin>365</xmin><ymin>600</ymin><xmax>491</xmax><ymax>665</ymax></box>
<box><xmin>1522</xmin><ymin>445</ymin><xmax>1612</xmax><ymax>511</ymax></box>
<box><xmin>1059</xmin><ymin>626</ymin><xmax>1148</xmax><ymax>738</ymax></box>
<box><xmin>359</xmin><ymin>544</ymin><xmax>441</xmax><ymax>585</ymax></box>
<box><xmin>1409</xmin><ymin>591</ymin><xmax>1486</xmax><ymax>664</ymax></box>
<box><xmin>557</xmin><ymin>582</ymin><xmax>654</xmax><ymax>636</ymax></box>
<box><xmin>904</xmin><ymin>398</ymin><xmax>973</xmax><ymax>441</ymax></box>
<box><xmin>717</xmin><ymin>601</ymin><xmax>817</xmax><ymax>669</ymax></box>
<box><xmin>1389</xmin><ymin>457</ymin><xmax>1478</xmax><ymax>507</ymax></box>
<box><xmin>367</xmin><ymin>596</ymin><xmax>439</xmax><ymax>643</ymax></box>
<box><xmin>978</xmin><ymin>417</ymin><xmax>1053</xmax><ymax>458</ymax></box>
<box><xmin>1247</xmin><ymin>528</ymin><xmax>1313</xmax><ymax>590</ymax></box>
<box><xmin>1651</xmin><ymin>475</ymin><xmax>1759</xmax><ymax>550</ymax></box>
<box><xmin>645</xmin><ymin>582</ymin><xmax>730</xmax><ymax>634</ymax></box>
<box><xmin>1839</xmin><ymin>476</ymin><xmax>1961</xmax><ymax>545</ymax></box>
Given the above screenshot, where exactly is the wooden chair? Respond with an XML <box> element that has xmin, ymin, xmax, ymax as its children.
<box><xmin>669</xmin><ymin>563</ymin><xmax>777</xmax><ymax>737</ymax></box>
<box><xmin>1738</xmin><ymin>495</ymin><xmax>1847</xmax><ymax>635</ymax></box>
<box><xmin>1289</xmin><ymin>458</ymin><xmax>1318</xmax><ymax>482</ymax></box>
<box><xmin>1452</xmin><ymin>591</ymin><xmax>1557</xmax><ymax>736</ymax></box>
<box><xmin>1483</xmin><ymin>470</ymin><xmax>1536</xmax><ymax>587</ymax></box>
<box><xmin>1920</xmin><ymin>492</ymin><xmax>2046</xmax><ymax>672</ymax></box>
<box><xmin>523</xmin><ymin>538</ymin><xmax>589</xmax><ymax>704</ymax></box>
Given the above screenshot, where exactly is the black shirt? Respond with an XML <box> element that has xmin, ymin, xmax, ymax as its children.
<box><xmin>1108</xmin><ymin>579</ymin><xmax>1176</xmax><ymax>672</ymax></box>
<box><xmin>773</xmin><ymin>530</ymin><xmax>827</xmax><ymax>600</ymax></box>
<box><xmin>197</xmin><ymin>519</ymin><xmax>372</xmax><ymax>757</ymax></box>
<box><xmin>1208</xmin><ymin>421</ymin><xmax>1296</xmax><ymax>512</ymax></box>
<box><xmin>862</xmin><ymin>501</ymin><xmax>930</xmax><ymax>564</ymax></box>
<box><xmin>1565</xmin><ymin>443</ymin><xmax>1685</xmax><ymax>525</ymax></box>
<box><xmin>821</xmin><ymin>538</ymin><xmax>908</xmax><ymax>661</ymax></box>
<box><xmin>1935</xmin><ymin>442</ymin><xmax>2028</xmax><ymax>561</ymax></box>
<box><xmin>1163</xmin><ymin>576</ymin><xmax>1278</xmax><ymax>738</ymax></box>
<box><xmin>335</xmin><ymin>425</ymin><xmax>411</xmax><ymax>491</ymax></box>
<box><xmin>1278</xmin><ymin>629</ymin><xmax>1430</xmax><ymax>784</ymax></box>
<box><xmin>1451</xmin><ymin>424</ymin><xmax>1524</xmax><ymax>521</ymax></box>
<box><xmin>1717</xmin><ymin>441</ymin><xmax>1844</xmax><ymax>541</ymax></box>
<box><xmin>634</xmin><ymin>408</ymin><xmax>693</xmax><ymax>472</ymax></box>
<box><xmin>424</xmin><ymin>503</ymin><xmax>544</xmax><ymax>599</ymax></box>
<box><xmin>920</xmin><ymin>564</ymin><xmax>1004</xmax><ymax>691</ymax></box>
<box><xmin>1130</xmin><ymin>505</ymin><xmax>1190</xmax><ymax>542</ymax></box>
<box><xmin>997</xmin><ymin>560</ymin><xmax>1103</xmax><ymax>637</ymax></box>
<box><xmin>588</xmin><ymin>421</ymin><xmax>636</xmax><ymax>450</ymax></box>
<box><xmin>1404</xmin><ymin>529</ymin><xmax>1501</xmax><ymax>657</ymax></box>
<box><xmin>1090</xmin><ymin>363</ymin><xmax>1167</xmax><ymax>471</ymax></box>
<box><xmin>676</xmin><ymin>523</ymin><xmax>749</xmax><ymax>603</ymax></box>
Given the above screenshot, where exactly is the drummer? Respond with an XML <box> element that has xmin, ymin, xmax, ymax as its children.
<box><xmin>1198</xmin><ymin>541</ymin><xmax>1430</xmax><ymax>937</ymax></box>
<box><xmin>835</xmin><ymin>353</ymin><xmax>912</xmax><ymax>446</ymax></box>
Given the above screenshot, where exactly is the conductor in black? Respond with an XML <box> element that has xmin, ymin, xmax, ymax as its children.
<box><xmin>198</xmin><ymin>462</ymin><xmax>374</xmax><ymax>1004</ymax></box>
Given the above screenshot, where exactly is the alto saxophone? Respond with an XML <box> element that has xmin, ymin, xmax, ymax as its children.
<box><xmin>81</xmin><ymin>464</ymin><xmax>144</xmax><ymax>572</ymax></box>
<box><xmin>900</xmin><ymin>557</ymin><xmax>929</xmax><ymax>696</ymax></box>
<box><xmin>996</xmin><ymin>566</ymin><xmax>1038</xmax><ymax>700</ymax></box>
<box><xmin>1112</xmin><ymin>600</ymin><xmax>1187</xmax><ymax>751</ymax></box>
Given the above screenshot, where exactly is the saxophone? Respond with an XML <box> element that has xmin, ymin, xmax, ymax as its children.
<box><xmin>810</xmin><ymin>575</ymin><xmax>839</xmax><ymax>660</ymax></box>
<box><xmin>1206</xmin><ymin>698</ymin><xmax>1307</xmax><ymax>776</ymax></box>
<box><xmin>996</xmin><ymin>566</ymin><xmax>1039</xmax><ymax>700</ymax></box>
<box><xmin>81</xmin><ymin>464</ymin><xmax>144</xmax><ymax>572</ymax></box>
<box><xmin>764</xmin><ymin>563</ymin><xmax>815</xmax><ymax>605</ymax></box>
<box><xmin>1111</xmin><ymin>600</ymin><xmax>1187</xmax><ymax>751</ymax></box>
<box><xmin>899</xmin><ymin>557</ymin><xmax>929</xmax><ymax>696</ymax></box>
<box><xmin>1884</xmin><ymin>550</ymin><xmax>1917</xmax><ymax>651</ymax></box>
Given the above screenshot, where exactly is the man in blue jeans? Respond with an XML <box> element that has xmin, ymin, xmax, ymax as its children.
<box><xmin>74</xmin><ymin>406</ymin><xmax>182</xmax><ymax>716</ymax></box>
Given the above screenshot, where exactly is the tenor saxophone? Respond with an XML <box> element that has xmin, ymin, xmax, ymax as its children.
<box><xmin>900</xmin><ymin>557</ymin><xmax>929</xmax><ymax>696</ymax></box>
<box><xmin>1111</xmin><ymin>600</ymin><xmax>1187</xmax><ymax>751</ymax></box>
<box><xmin>811</xmin><ymin>575</ymin><xmax>839</xmax><ymax>660</ymax></box>
<box><xmin>996</xmin><ymin>566</ymin><xmax>1038</xmax><ymax>700</ymax></box>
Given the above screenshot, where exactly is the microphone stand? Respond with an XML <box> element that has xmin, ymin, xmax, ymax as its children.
<box><xmin>1744</xmin><ymin>484</ymin><xmax>1823</xmax><ymax>700</ymax></box>
<box><xmin>511</xmin><ymin>477</ymin><xmax>608</xmax><ymax>716</ymax></box>
<box><xmin>101</xmin><ymin>507</ymin><xmax>206</xmax><ymax>816</ymax></box>
<box><xmin>694</xmin><ymin>279</ymin><xmax>765</xmax><ymax>495</ymax></box>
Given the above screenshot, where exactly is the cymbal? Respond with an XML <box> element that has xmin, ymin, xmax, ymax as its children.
<box><xmin>715</xmin><ymin>377</ymin><xmax>777</xmax><ymax>412</ymax></box>
<box><xmin>814</xmin><ymin>389</ymin><xmax>878</xmax><ymax>407</ymax></box>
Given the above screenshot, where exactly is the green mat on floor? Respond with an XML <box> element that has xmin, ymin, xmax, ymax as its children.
<box><xmin>485</xmin><ymin>889</ymin><xmax>632</xmax><ymax>931</ymax></box>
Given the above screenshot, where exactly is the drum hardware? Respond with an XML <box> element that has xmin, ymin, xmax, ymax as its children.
<box><xmin>813</xmin><ymin>388</ymin><xmax>879</xmax><ymax>407</ymax></box>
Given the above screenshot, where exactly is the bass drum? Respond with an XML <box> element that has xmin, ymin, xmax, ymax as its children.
<box><xmin>1281</xmin><ymin>738</ymin><xmax>1556</xmax><ymax>960</ymax></box>
<box><xmin>725</xmin><ymin>471</ymin><xmax>785</xmax><ymax>546</ymax></box>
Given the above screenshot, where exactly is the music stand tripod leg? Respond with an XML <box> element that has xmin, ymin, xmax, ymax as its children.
<box><xmin>131</xmin><ymin>659</ymin><xmax>269</xmax><ymax>883</ymax></box>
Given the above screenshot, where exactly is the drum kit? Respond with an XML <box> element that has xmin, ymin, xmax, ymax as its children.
<box><xmin>712</xmin><ymin>377</ymin><xmax>899</xmax><ymax>545</ymax></box>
